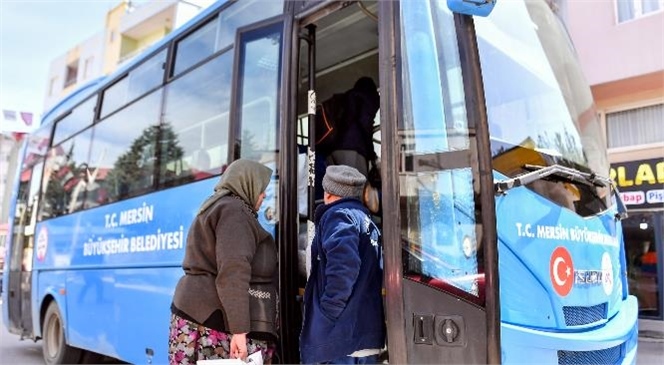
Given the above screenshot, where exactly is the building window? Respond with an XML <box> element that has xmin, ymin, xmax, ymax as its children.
<box><xmin>616</xmin><ymin>0</ymin><xmax>664</xmax><ymax>23</ymax></box>
<box><xmin>606</xmin><ymin>104</ymin><xmax>664</xmax><ymax>148</ymax></box>
<box><xmin>64</xmin><ymin>60</ymin><xmax>79</xmax><ymax>87</ymax></box>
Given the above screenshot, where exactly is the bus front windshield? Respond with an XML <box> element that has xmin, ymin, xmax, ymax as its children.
<box><xmin>474</xmin><ymin>0</ymin><xmax>609</xmax><ymax>179</ymax></box>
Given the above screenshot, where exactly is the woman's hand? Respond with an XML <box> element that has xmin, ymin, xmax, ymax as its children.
<box><xmin>230</xmin><ymin>332</ymin><xmax>248</xmax><ymax>360</ymax></box>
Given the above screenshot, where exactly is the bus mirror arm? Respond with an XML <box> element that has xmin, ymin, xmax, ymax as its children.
<box><xmin>494</xmin><ymin>164</ymin><xmax>611</xmax><ymax>195</ymax></box>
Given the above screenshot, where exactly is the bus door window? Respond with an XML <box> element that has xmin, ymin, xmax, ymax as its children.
<box><xmin>10</xmin><ymin>162</ymin><xmax>40</xmax><ymax>272</ymax></box>
<box><xmin>399</xmin><ymin>0</ymin><xmax>482</xmax><ymax>301</ymax></box>
<box><xmin>234</xmin><ymin>21</ymin><xmax>283</xmax><ymax>235</ymax></box>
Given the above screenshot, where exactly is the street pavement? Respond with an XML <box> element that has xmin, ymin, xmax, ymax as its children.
<box><xmin>637</xmin><ymin>338</ymin><xmax>664</xmax><ymax>365</ymax></box>
<box><xmin>0</xmin><ymin>298</ymin><xmax>43</xmax><ymax>364</ymax></box>
<box><xmin>1</xmin><ymin>298</ymin><xmax>662</xmax><ymax>364</ymax></box>
<box><xmin>0</xmin><ymin>298</ymin><xmax>125</xmax><ymax>364</ymax></box>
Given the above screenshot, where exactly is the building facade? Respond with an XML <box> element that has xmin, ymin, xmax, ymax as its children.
<box><xmin>1</xmin><ymin>110</ymin><xmax>37</xmax><ymax>223</ymax></box>
<box><xmin>0</xmin><ymin>134</ymin><xmax>18</xmax><ymax>222</ymax></box>
<box><xmin>563</xmin><ymin>0</ymin><xmax>664</xmax><ymax>333</ymax></box>
<box><xmin>43</xmin><ymin>0</ymin><xmax>213</xmax><ymax>112</ymax></box>
<box><xmin>0</xmin><ymin>133</ymin><xmax>23</xmax><ymax>270</ymax></box>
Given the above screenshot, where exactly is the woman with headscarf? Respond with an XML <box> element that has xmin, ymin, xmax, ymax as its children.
<box><xmin>168</xmin><ymin>159</ymin><xmax>277</xmax><ymax>364</ymax></box>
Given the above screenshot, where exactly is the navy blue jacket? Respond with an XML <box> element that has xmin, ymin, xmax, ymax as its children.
<box><xmin>334</xmin><ymin>85</ymin><xmax>379</xmax><ymax>161</ymax></box>
<box><xmin>299</xmin><ymin>198</ymin><xmax>385</xmax><ymax>364</ymax></box>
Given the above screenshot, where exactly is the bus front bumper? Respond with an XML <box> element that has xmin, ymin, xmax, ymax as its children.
<box><xmin>501</xmin><ymin>295</ymin><xmax>639</xmax><ymax>365</ymax></box>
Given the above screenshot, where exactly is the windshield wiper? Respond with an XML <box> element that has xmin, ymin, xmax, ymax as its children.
<box><xmin>494</xmin><ymin>164</ymin><xmax>612</xmax><ymax>195</ymax></box>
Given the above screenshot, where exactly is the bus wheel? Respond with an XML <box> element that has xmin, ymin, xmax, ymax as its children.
<box><xmin>42</xmin><ymin>302</ymin><xmax>82</xmax><ymax>365</ymax></box>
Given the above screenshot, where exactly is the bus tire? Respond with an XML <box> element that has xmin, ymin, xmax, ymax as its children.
<box><xmin>42</xmin><ymin>302</ymin><xmax>82</xmax><ymax>365</ymax></box>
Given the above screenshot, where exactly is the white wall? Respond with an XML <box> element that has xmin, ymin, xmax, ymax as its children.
<box><xmin>42</xmin><ymin>32</ymin><xmax>105</xmax><ymax>114</ymax></box>
<box><xmin>43</xmin><ymin>53</ymin><xmax>67</xmax><ymax>113</ymax></box>
<box><xmin>565</xmin><ymin>0</ymin><xmax>664</xmax><ymax>85</ymax></box>
<box><xmin>78</xmin><ymin>32</ymin><xmax>105</xmax><ymax>84</ymax></box>
<box><xmin>174</xmin><ymin>0</ymin><xmax>215</xmax><ymax>29</ymax></box>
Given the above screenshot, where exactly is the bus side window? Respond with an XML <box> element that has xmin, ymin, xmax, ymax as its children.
<box><xmin>90</xmin><ymin>90</ymin><xmax>162</xmax><ymax>203</ymax></box>
<box><xmin>190</xmin><ymin>149</ymin><xmax>213</xmax><ymax>180</ymax></box>
<box><xmin>41</xmin><ymin>130</ymin><xmax>93</xmax><ymax>218</ymax></box>
<box><xmin>161</xmin><ymin>51</ymin><xmax>233</xmax><ymax>188</ymax></box>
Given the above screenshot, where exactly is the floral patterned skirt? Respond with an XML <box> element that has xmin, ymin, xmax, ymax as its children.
<box><xmin>168</xmin><ymin>313</ymin><xmax>276</xmax><ymax>365</ymax></box>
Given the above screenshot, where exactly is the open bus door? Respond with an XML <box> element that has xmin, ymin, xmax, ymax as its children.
<box><xmin>6</xmin><ymin>159</ymin><xmax>43</xmax><ymax>338</ymax></box>
<box><xmin>378</xmin><ymin>1</ymin><xmax>500</xmax><ymax>364</ymax></box>
<box><xmin>283</xmin><ymin>1</ymin><xmax>384</xmax><ymax>362</ymax></box>
<box><xmin>283</xmin><ymin>1</ymin><xmax>499</xmax><ymax>364</ymax></box>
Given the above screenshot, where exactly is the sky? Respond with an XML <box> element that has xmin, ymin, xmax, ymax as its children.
<box><xmin>0</xmin><ymin>1</ymin><xmax>129</xmax><ymax>117</ymax></box>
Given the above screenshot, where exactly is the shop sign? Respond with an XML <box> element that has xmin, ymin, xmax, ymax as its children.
<box><xmin>610</xmin><ymin>158</ymin><xmax>664</xmax><ymax>209</ymax></box>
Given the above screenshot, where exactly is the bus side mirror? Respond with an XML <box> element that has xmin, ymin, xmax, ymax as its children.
<box><xmin>447</xmin><ymin>0</ymin><xmax>497</xmax><ymax>17</ymax></box>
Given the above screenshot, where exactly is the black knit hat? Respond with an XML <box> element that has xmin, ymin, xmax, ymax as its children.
<box><xmin>323</xmin><ymin>165</ymin><xmax>366</xmax><ymax>198</ymax></box>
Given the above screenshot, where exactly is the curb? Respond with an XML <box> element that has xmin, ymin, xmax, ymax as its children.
<box><xmin>639</xmin><ymin>330</ymin><xmax>664</xmax><ymax>343</ymax></box>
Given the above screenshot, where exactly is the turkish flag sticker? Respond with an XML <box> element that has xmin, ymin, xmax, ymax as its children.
<box><xmin>550</xmin><ymin>246</ymin><xmax>574</xmax><ymax>297</ymax></box>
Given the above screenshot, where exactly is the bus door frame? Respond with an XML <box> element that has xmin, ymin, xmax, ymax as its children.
<box><xmin>6</xmin><ymin>172</ymin><xmax>38</xmax><ymax>338</ymax></box>
<box><xmin>276</xmin><ymin>1</ymin><xmax>301</xmax><ymax>363</ymax></box>
<box><xmin>378</xmin><ymin>1</ymin><xmax>500</xmax><ymax>363</ymax></box>
<box><xmin>376</xmin><ymin>1</ymin><xmax>407</xmax><ymax>362</ymax></box>
<box><xmin>454</xmin><ymin>12</ymin><xmax>501</xmax><ymax>363</ymax></box>
<box><xmin>278</xmin><ymin>1</ymin><xmax>375</xmax><ymax>362</ymax></box>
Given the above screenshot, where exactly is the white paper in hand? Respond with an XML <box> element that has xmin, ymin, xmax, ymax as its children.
<box><xmin>246</xmin><ymin>351</ymin><xmax>264</xmax><ymax>365</ymax></box>
<box><xmin>196</xmin><ymin>359</ymin><xmax>243</xmax><ymax>365</ymax></box>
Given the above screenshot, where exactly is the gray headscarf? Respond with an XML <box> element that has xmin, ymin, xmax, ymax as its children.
<box><xmin>198</xmin><ymin>159</ymin><xmax>273</xmax><ymax>215</ymax></box>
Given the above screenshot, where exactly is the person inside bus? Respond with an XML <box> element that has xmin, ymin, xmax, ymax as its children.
<box><xmin>168</xmin><ymin>159</ymin><xmax>278</xmax><ymax>364</ymax></box>
<box><xmin>300</xmin><ymin>165</ymin><xmax>385</xmax><ymax>364</ymax></box>
<box><xmin>319</xmin><ymin>77</ymin><xmax>381</xmax><ymax>215</ymax></box>
<box><xmin>323</xmin><ymin>76</ymin><xmax>379</xmax><ymax>178</ymax></box>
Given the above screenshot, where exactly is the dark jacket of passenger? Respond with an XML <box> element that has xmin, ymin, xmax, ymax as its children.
<box><xmin>334</xmin><ymin>77</ymin><xmax>379</xmax><ymax>161</ymax></box>
<box><xmin>172</xmin><ymin>194</ymin><xmax>277</xmax><ymax>337</ymax></box>
<box><xmin>300</xmin><ymin>198</ymin><xmax>385</xmax><ymax>363</ymax></box>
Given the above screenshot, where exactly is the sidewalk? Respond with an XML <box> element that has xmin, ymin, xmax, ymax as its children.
<box><xmin>639</xmin><ymin>319</ymin><xmax>664</xmax><ymax>343</ymax></box>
